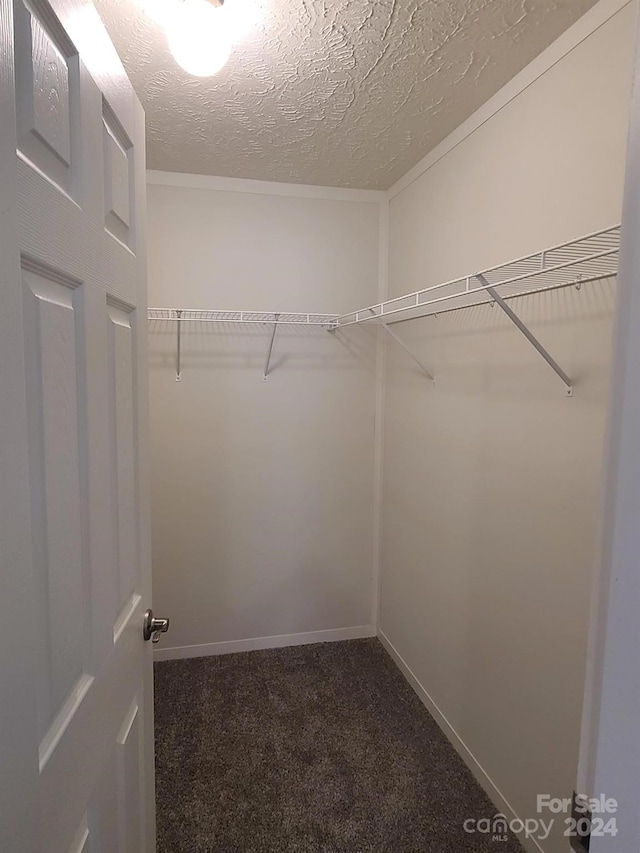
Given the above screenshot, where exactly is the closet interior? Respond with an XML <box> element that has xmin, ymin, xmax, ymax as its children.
<box><xmin>144</xmin><ymin>3</ymin><xmax>636</xmax><ymax>853</ymax></box>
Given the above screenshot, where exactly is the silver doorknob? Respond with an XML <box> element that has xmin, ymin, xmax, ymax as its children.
<box><xmin>143</xmin><ymin>609</ymin><xmax>170</xmax><ymax>643</ymax></box>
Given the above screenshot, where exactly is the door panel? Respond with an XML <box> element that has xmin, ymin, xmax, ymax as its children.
<box><xmin>22</xmin><ymin>266</ymin><xmax>89</xmax><ymax>752</ymax></box>
<box><xmin>107</xmin><ymin>303</ymin><xmax>139</xmax><ymax>613</ymax></box>
<box><xmin>0</xmin><ymin>0</ymin><xmax>152</xmax><ymax>848</ymax></box>
<box><xmin>14</xmin><ymin>0</ymin><xmax>78</xmax><ymax>192</ymax></box>
<box><xmin>116</xmin><ymin>699</ymin><xmax>144</xmax><ymax>853</ymax></box>
<box><xmin>103</xmin><ymin>109</ymin><xmax>134</xmax><ymax>247</ymax></box>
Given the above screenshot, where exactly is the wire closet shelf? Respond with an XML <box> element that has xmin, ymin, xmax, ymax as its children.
<box><xmin>147</xmin><ymin>224</ymin><xmax>620</xmax><ymax>390</ymax></box>
<box><xmin>147</xmin><ymin>226</ymin><xmax>620</xmax><ymax>329</ymax></box>
<box><xmin>147</xmin><ymin>309</ymin><xmax>339</xmax><ymax>326</ymax></box>
<box><xmin>335</xmin><ymin>224</ymin><xmax>620</xmax><ymax>328</ymax></box>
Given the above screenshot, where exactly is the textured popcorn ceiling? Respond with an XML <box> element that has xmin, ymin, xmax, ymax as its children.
<box><xmin>95</xmin><ymin>0</ymin><xmax>598</xmax><ymax>189</ymax></box>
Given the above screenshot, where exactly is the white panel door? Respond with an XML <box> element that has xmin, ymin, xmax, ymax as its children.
<box><xmin>0</xmin><ymin>0</ymin><xmax>155</xmax><ymax>849</ymax></box>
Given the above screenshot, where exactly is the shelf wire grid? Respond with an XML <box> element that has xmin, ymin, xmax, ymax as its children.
<box><xmin>147</xmin><ymin>309</ymin><xmax>338</xmax><ymax>326</ymax></box>
<box><xmin>335</xmin><ymin>225</ymin><xmax>620</xmax><ymax>327</ymax></box>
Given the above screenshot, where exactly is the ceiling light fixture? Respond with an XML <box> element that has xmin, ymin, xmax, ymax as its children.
<box><xmin>144</xmin><ymin>0</ymin><xmax>264</xmax><ymax>77</ymax></box>
<box><xmin>167</xmin><ymin>0</ymin><xmax>231</xmax><ymax>77</ymax></box>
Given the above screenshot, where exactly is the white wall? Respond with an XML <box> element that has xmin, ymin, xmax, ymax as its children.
<box><xmin>378</xmin><ymin>3</ymin><xmax>636</xmax><ymax>852</ymax></box>
<box><xmin>147</xmin><ymin>180</ymin><xmax>381</xmax><ymax>656</ymax></box>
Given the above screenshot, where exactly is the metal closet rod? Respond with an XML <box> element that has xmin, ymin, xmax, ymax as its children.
<box><xmin>381</xmin><ymin>273</ymin><xmax>608</xmax><ymax>326</ymax></box>
<box><xmin>147</xmin><ymin>224</ymin><xmax>621</xmax><ymax>389</ymax></box>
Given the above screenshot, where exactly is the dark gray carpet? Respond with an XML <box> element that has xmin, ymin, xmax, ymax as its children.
<box><xmin>154</xmin><ymin>638</ymin><xmax>524</xmax><ymax>852</ymax></box>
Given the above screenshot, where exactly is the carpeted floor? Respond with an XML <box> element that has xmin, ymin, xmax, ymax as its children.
<box><xmin>154</xmin><ymin>638</ymin><xmax>525</xmax><ymax>852</ymax></box>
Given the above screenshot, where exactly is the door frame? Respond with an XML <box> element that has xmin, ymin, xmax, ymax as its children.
<box><xmin>576</xmin><ymin>2</ymin><xmax>640</xmax><ymax>848</ymax></box>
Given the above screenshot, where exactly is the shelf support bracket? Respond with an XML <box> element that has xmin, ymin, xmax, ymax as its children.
<box><xmin>476</xmin><ymin>274</ymin><xmax>573</xmax><ymax>396</ymax></box>
<box><xmin>263</xmin><ymin>314</ymin><xmax>280</xmax><ymax>380</ymax></box>
<box><xmin>380</xmin><ymin>322</ymin><xmax>435</xmax><ymax>382</ymax></box>
<box><xmin>175</xmin><ymin>310</ymin><xmax>182</xmax><ymax>381</ymax></box>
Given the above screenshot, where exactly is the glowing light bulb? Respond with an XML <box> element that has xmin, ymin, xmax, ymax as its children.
<box><xmin>167</xmin><ymin>0</ymin><xmax>231</xmax><ymax>77</ymax></box>
<box><xmin>218</xmin><ymin>0</ymin><xmax>264</xmax><ymax>43</ymax></box>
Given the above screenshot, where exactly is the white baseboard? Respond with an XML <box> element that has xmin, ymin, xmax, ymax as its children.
<box><xmin>377</xmin><ymin>629</ymin><xmax>546</xmax><ymax>853</ymax></box>
<box><xmin>153</xmin><ymin>625</ymin><xmax>376</xmax><ymax>662</ymax></box>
